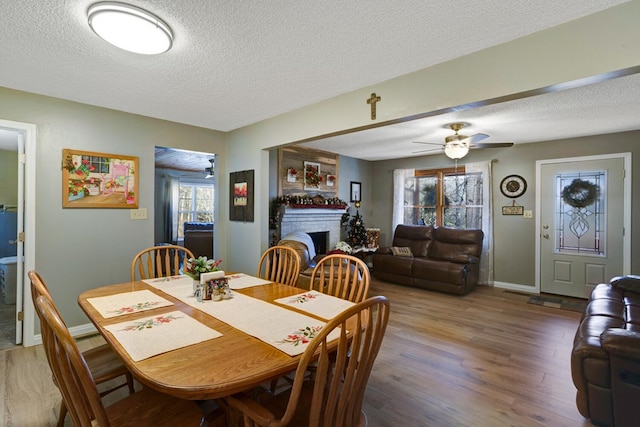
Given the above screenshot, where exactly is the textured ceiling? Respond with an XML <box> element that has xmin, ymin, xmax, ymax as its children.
<box><xmin>0</xmin><ymin>0</ymin><xmax>629</xmax><ymax>134</ymax></box>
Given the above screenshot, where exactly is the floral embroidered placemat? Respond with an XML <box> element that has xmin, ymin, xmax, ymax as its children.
<box><xmin>226</xmin><ymin>273</ymin><xmax>272</xmax><ymax>290</ymax></box>
<box><xmin>274</xmin><ymin>290</ymin><xmax>355</xmax><ymax>320</ymax></box>
<box><xmin>142</xmin><ymin>275</ymin><xmax>193</xmax><ymax>287</ymax></box>
<box><xmin>87</xmin><ymin>290</ymin><xmax>174</xmax><ymax>318</ymax></box>
<box><xmin>104</xmin><ymin>310</ymin><xmax>223</xmax><ymax>362</ymax></box>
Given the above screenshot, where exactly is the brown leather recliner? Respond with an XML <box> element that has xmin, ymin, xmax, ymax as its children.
<box><xmin>571</xmin><ymin>275</ymin><xmax>640</xmax><ymax>427</ymax></box>
<box><xmin>372</xmin><ymin>224</ymin><xmax>484</xmax><ymax>295</ymax></box>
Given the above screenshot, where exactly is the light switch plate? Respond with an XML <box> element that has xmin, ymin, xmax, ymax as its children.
<box><xmin>130</xmin><ymin>208</ymin><xmax>147</xmax><ymax>220</ymax></box>
<box><xmin>523</xmin><ymin>210</ymin><xmax>533</xmax><ymax>219</ymax></box>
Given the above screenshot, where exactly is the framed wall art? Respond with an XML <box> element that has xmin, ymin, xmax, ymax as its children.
<box><xmin>62</xmin><ymin>148</ymin><xmax>138</xmax><ymax>208</ymax></box>
<box><xmin>229</xmin><ymin>169</ymin><xmax>254</xmax><ymax>222</ymax></box>
<box><xmin>350</xmin><ymin>181</ymin><xmax>361</xmax><ymax>202</ymax></box>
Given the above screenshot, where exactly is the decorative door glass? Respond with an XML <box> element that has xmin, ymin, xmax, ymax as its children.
<box><xmin>554</xmin><ymin>171</ymin><xmax>605</xmax><ymax>255</ymax></box>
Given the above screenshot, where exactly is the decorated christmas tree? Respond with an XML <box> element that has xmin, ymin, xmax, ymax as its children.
<box><xmin>346</xmin><ymin>210</ymin><xmax>368</xmax><ymax>248</ymax></box>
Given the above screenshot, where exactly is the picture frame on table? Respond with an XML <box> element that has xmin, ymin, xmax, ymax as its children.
<box><xmin>62</xmin><ymin>148</ymin><xmax>138</xmax><ymax>208</ymax></box>
<box><xmin>350</xmin><ymin>181</ymin><xmax>361</xmax><ymax>202</ymax></box>
<box><xmin>229</xmin><ymin>169</ymin><xmax>254</xmax><ymax>222</ymax></box>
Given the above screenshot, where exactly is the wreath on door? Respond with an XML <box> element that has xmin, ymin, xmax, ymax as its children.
<box><xmin>561</xmin><ymin>179</ymin><xmax>600</xmax><ymax>208</ymax></box>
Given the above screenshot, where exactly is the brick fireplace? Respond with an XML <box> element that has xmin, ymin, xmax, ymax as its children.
<box><xmin>278</xmin><ymin>206</ymin><xmax>345</xmax><ymax>254</ymax></box>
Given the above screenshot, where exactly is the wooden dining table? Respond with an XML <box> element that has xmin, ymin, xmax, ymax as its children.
<box><xmin>78</xmin><ymin>278</ymin><xmax>335</xmax><ymax>401</ymax></box>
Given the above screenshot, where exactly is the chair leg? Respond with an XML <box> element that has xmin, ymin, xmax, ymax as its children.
<box><xmin>126</xmin><ymin>372</ymin><xmax>135</xmax><ymax>394</ymax></box>
<box><xmin>56</xmin><ymin>401</ymin><xmax>67</xmax><ymax>427</ymax></box>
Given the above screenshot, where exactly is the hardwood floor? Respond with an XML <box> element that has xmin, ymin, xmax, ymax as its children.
<box><xmin>0</xmin><ymin>279</ymin><xmax>592</xmax><ymax>426</ymax></box>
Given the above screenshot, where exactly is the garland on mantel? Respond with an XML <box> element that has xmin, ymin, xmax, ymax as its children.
<box><xmin>269</xmin><ymin>194</ymin><xmax>348</xmax><ymax>229</ymax></box>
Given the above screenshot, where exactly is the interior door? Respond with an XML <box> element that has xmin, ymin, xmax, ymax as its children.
<box><xmin>539</xmin><ymin>156</ymin><xmax>626</xmax><ymax>298</ymax></box>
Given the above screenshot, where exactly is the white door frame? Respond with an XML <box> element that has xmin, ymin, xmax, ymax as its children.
<box><xmin>0</xmin><ymin>119</ymin><xmax>36</xmax><ymax>347</ymax></box>
<box><xmin>535</xmin><ymin>153</ymin><xmax>632</xmax><ymax>294</ymax></box>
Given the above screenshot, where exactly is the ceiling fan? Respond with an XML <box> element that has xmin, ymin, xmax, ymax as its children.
<box><xmin>413</xmin><ymin>122</ymin><xmax>513</xmax><ymax>159</ymax></box>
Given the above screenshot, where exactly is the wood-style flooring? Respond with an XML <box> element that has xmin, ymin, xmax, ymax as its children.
<box><xmin>0</xmin><ymin>279</ymin><xmax>592</xmax><ymax>426</ymax></box>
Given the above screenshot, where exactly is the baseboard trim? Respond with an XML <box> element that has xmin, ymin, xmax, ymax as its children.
<box><xmin>31</xmin><ymin>322</ymin><xmax>98</xmax><ymax>346</ymax></box>
<box><xmin>494</xmin><ymin>281</ymin><xmax>538</xmax><ymax>294</ymax></box>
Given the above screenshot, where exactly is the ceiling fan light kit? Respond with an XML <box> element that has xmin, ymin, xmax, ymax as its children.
<box><xmin>412</xmin><ymin>122</ymin><xmax>513</xmax><ymax>159</ymax></box>
<box><xmin>87</xmin><ymin>2</ymin><xmax>173</xmax><ymax>55</ymax></box>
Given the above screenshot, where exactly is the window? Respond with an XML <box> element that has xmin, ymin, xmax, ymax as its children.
<box><xmin>177</xmin><ymin>181</ymin><xmax>214</xmax><ymax>239</ymax></box>
<box><xmin>404</xmin><ymin>167</ymin><xmax>483</xmax><ymax>229</ymax></box>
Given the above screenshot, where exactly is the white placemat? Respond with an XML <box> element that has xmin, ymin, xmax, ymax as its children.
<box><xmin>274</xmin><ymin>290</ymin><xmax>355</xmax><ymax>320</ymax></box>
<box><xmin>104</xmin><ymin>310</ymin><xmax>222</xmax><ymax>362</ymax></box>
<box><xmin>226</xmin><ymin>273</ymin><xmax>272</xmax><ymax>290</ymax></box>
<box><xmin>87</xmin><ymin>290</ymin><xmax>174</xmax><ymax>318</ymax></box>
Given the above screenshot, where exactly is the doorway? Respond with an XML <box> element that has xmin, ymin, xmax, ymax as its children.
<box><xmin>0</xmin><ymin>119</ymin><xmax>36</xmax><ymax>349</ymax></box>
<box><xmin>536</xmin><ymin>153</ymin><xmax>631</xmax><ymax>298</ymax></box>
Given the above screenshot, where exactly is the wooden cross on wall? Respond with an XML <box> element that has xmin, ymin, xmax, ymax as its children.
<box><xmin>366</xmin><ymin>92</ymin><xmax>381</xmax><ymax>120</ymax></box>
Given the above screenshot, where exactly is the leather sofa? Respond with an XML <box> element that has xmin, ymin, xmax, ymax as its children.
<box><xmin>372</xmin><ymin>224</ymin><xmax>483</xmax><ymax>295</ymax></box>
<box><xmin>571</xmin><ymin>275</ymin><xmax>640</xmax><ymax>427</ymax></box>
<box><xmin>183</xmin><ymin>222</ymin><xmax>214</xmax><ymax>259</ymax></box>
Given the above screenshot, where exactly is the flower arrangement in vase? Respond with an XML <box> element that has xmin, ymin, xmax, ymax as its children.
<box><xmin>184</xmin><ymin>256</ymin><xmax>222</xmax><ymax>281</ymax></box>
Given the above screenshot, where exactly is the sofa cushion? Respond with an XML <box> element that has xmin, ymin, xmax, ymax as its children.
<box><xmin>392</xmin><ymin>225</ymin><xmax>433</xmax><ymax>258</ymax></box>
<box><xmin>390</xmin><ymin>246</ymin><xmax>413</xmax><ymax>257</ymax></box>
<box><xmin>430</xmin><ymin>227</ymin><xmax>483</xmax><ymax>262</ymax></box>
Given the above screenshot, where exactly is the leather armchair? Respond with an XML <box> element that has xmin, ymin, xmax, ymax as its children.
<box><xmin>571</xmin><ymin>275</ymin><xmax>640</xmax><ymax>427</ymax></box>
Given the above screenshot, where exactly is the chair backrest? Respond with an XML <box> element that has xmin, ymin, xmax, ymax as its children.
<box><xmin>309</xmin><ymin>254</ymin><xmax>370</xmax><ymax>303</ymax></box>
<box><xmin>131</xmin><ymin>245</ymin><xmax>195</xmax><ymax>281</ymax></box>
<box><xmin>256</xmin><ymin>245</ymin><xmax>301</xmax><ymax>287</ymax></box>
<box><xmin>34</xmin><ymin>294</ymin><xmax>111</xmax><ymax>427</ymax></box>
<box><xmin>282</xmin><ymin>295</ymin><xmax>390</xmax><ymax>427</ymax></box>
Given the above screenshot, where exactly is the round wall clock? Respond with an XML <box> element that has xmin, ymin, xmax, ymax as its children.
<box><xmin>500</xmin><ymin>175</ymin><xmax>527</xmax><ymax>198</ymax></box>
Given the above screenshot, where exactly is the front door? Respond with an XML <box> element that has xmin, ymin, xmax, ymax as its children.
<box><xmin>539</xmin><ymin>154</ymin><xmax>629</xmax><ymax>298</ymax></box>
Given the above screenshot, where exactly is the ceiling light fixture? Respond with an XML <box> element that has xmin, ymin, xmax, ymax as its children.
<box><xmin>444</xmin><ymin>123</ymin><xmax>470</xmax><ymax>160</ymax></box>
<box><xmin>204</xmin><ymin>158</ymin><xmax>215</xmax><ymax>178</ymax></box>
<box><xmin>87</xmin><ymin>2</ymin><xmax>173</xmax><ymax>55</ymax></box>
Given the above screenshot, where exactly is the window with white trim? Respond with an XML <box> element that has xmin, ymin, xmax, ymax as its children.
<box><xmin>404</xmin><ymin>167</ymin><xmax>483</xmax><ymax>229</ymax></box>
<box><xmin>177</xmin><ymin>181</ymin><xmax>214</xmax><ymax>239</ymax></box>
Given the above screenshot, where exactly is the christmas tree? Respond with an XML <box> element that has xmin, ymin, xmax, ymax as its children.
<box><xmin>346</xmin><ymin>210</ymin><xmax>368</xmax><ymax>248</ymax></box>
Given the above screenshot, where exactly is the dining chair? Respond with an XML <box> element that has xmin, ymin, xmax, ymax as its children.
<box><xmin>309</xmin><ymin>253</ymin><xmax>370</xmax><ymax>303</ymax></box>
<box><xmin>33</xmin><ymin>295</ymin><xmax>215</xmax><ymax>427</ymax></box>
<box><xmin>28</xmin><ymin>270</ymin><xmax>135</xmax><ymax>427</ymax></box>
<box><xmin>131</xmin><ymin>244</ymin><xmax>195</xmax><ymax>281</ymax></box>
<box><xmin>221</xmin><ymin>295</ymin><xmax>390</xmax><ymax>426</ymax></box>
<box><xmin>256</xmin><ymin>245</ymin><xmax>301</xmax><ymax>287</ymax></box>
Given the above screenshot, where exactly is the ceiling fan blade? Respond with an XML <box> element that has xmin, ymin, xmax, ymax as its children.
<box><xmin>466</xmin><ymin>133</ymin><xmax>490</xmax><ymax>144</ymax></box>
<box><xmin>412</xmin><ymin>147</ymin><xmax>443</xmax><ymax>154</ymax></box>
<box><xmin>470</xmin><ymin>142</ymin><xmax>514</xmax><ymax>149</ymax></box>
<box><xmin>412</xmin><ymin>140</ymin><xmax>442</xmax><ymax>146</ymax></box>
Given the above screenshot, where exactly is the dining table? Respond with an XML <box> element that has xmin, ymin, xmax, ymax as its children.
<box><xmin>77</xmin><ymin>273</ymin><xmax>355</xmax><ymax>401</ymax></box>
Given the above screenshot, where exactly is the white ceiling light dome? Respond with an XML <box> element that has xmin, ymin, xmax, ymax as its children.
<box><xmin>87</xmin><ymin>2</ymin><xmax>173</xmax><ymax>55</ymax></box>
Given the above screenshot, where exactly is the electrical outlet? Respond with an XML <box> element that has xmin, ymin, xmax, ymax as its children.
<box><xmin>130</xmin><ymin>208</ymin><xmax>147</xmax><ymax>220</ymax></box>
<box><xmin>523</xmin><ymin>210</ymin><xmax>533</xmax><ymax>219</ymax></box>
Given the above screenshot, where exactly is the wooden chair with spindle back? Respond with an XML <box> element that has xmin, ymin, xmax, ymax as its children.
<box><xmin>256</xmin><ymin>245</ymin><xmax>301</xmax><ymax>287</ymax></box>
<box><xmin>28</xmin><ymin>270</ymin><xmax>135</xmax><ymax>427</ymax></box>
<box><xmin>34</xmin><ymin>294</ymin><xmax>213</xmax><ymax>427</ymax></box>
<box><xmin>309</xmin><ymin>253</ymin><xmax>370</xmax><ymax>303</ymax></box>
<box><xmin>131</xmin><ymin>244</ymin><xmax>194</xmax><ymax>281</ymax></box>
<box><xmin>221</xmin><ymin>295</ymin><xmax>390</xmax><ymax>426</ymax></box>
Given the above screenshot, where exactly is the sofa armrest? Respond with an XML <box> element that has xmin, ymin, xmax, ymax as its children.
<box><xmin>610</xmin><ymin>275</ymin><xmax>640</xmax><ymax>293</ymax></box>
<box><xmin>601</xmin><ymin>329</ymin><xmax>640</xmax><ymax>360</ymax></box>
